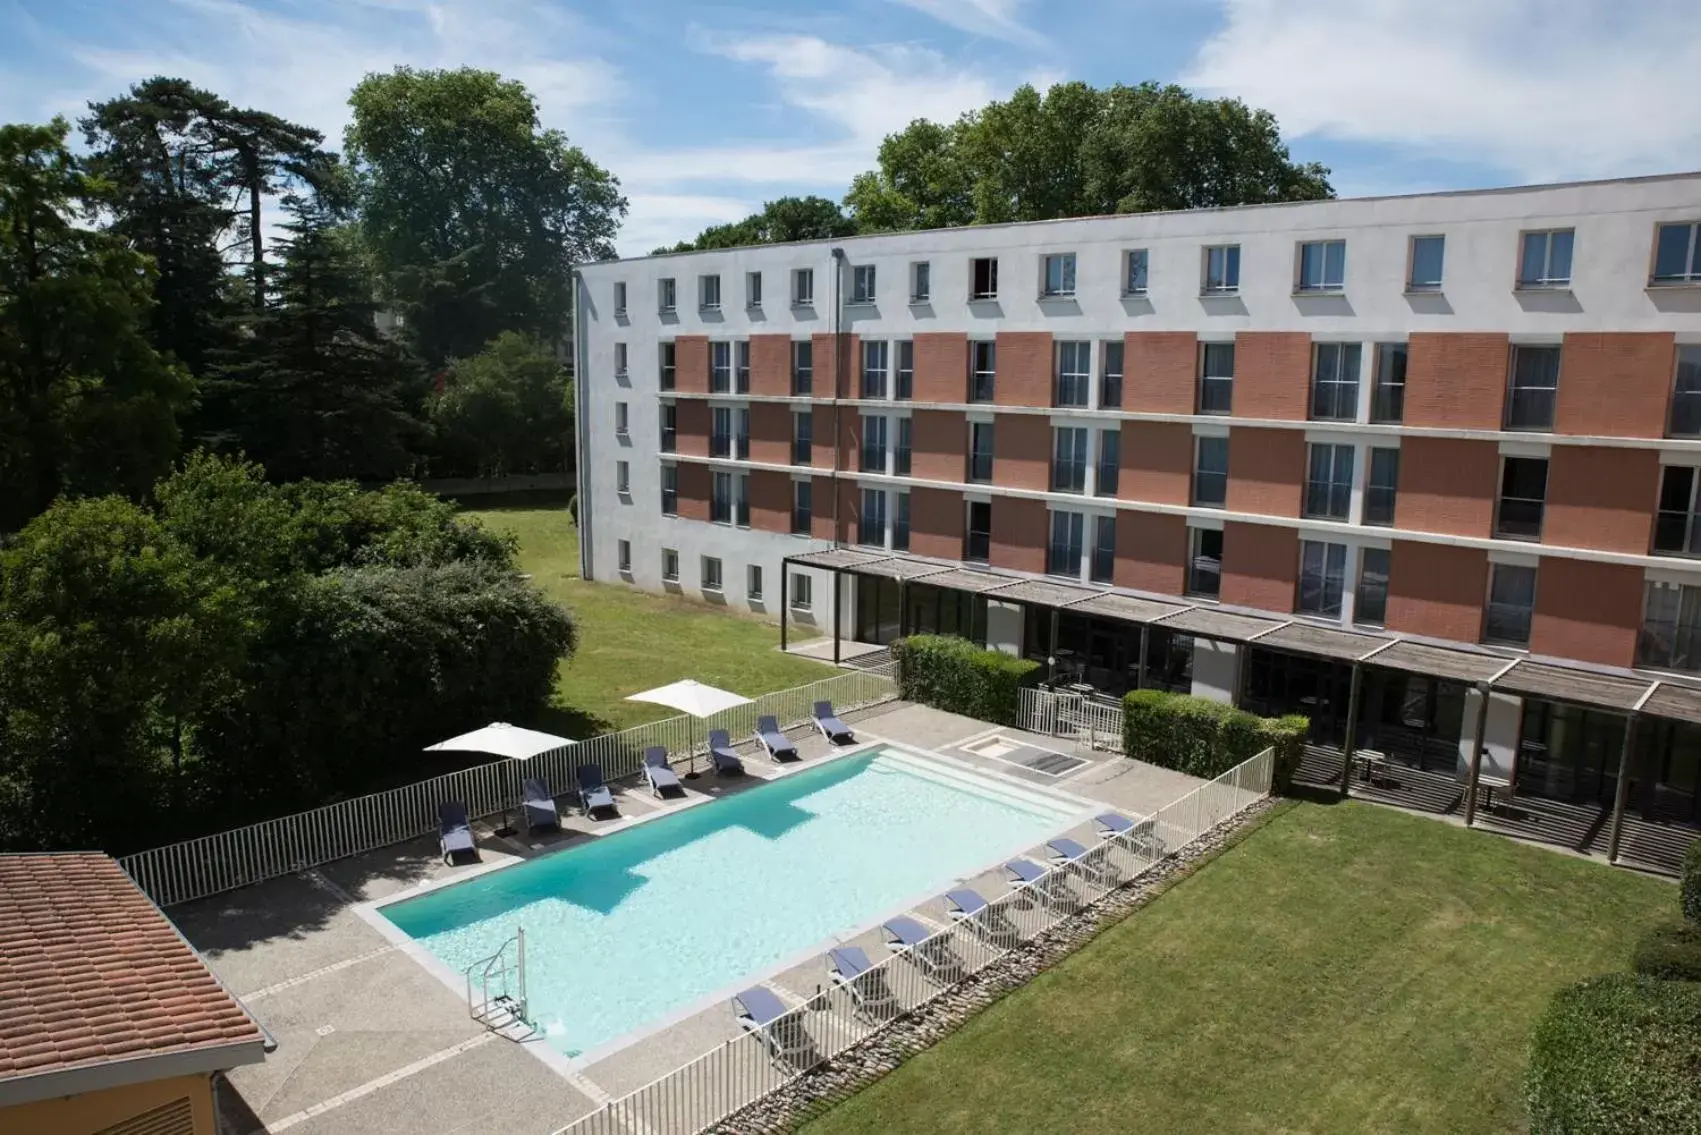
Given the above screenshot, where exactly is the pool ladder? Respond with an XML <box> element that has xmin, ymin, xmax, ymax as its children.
<box><xmin>467</xmin><ymin>926</ymin><xmax>535</xmax><ymax>1039</ymax></box>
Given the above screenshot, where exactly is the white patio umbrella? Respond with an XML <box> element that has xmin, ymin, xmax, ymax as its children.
<box><xmin>426</xmin><ymin>722</ymin><xmax>577</xmax><ymax>833</ymax></box>
<box><xmin>625</xmin><ymin>679</ymin><xmax>752</xmax><ymax>778</ymax></box>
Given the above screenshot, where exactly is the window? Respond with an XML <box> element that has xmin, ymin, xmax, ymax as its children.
<box><xmin>1639</xmin><ymin>581</ymin><xmax>1701</xmax><ymax>671</ymax></box>
<box><xmin>614</xmin><ymin>342</ymin><xmax>628</xmax><ymax>377</ymax></box>
<box><xmin>792</xmin><ymin>268</ymin><xmax>814</xmax><ymax>307</ymax></box>
<box><xmin>792</xmin><ymin>339</ymin><xmax>813</xmax><ymax>395</ymax></box>
<box><xmin>1193</xmin><ymin>435</ymin><xmax>1228</xmax><ymax>508</ymax></box>
<box><xmin>1296</xmin><ymin>240</ymin><xmax>1346</xmax><ymax>292</ymax></box>
<box><xmin>659</xmin><ymin>277</ymin><xmax>677</xmax><ymax>314</ymax></box>
<box><xmin>965</xmin><ymin>500</ymin><xmax>991</xmax><ymax>562</ymax></box>
<box><xmin>1304</xmin><ymin>444</ymin><xmax>1354</xmax><ymax>521</ymax></box>
<box><xmin>792</xmin><ymin>410</ymin><xmax>813</xmax><ymax>465</ymax></box>
<box><xmin>1091</xmin><ymin>515</ymin><xmax>1115</xmax><ymax>584</ymax></box>
<box><xmin>711</xmin><ymin>470</ymin><xmax>733</xmax><ymax>524</ymax></box>
<box><xmin>910</xmin><ymin>261</ymin><xmax>931</xmax><ymax>303</ymax></box>
<box><xmin>1654</xmin><ymin>222</ymin><xmax>1701</xmax><ymax>285</ymax></box>
<box><xmin>1656</xmin><ymin>466</ymin><xmax>1701</xmax><ymax>556</ymax></box>
<box><xmin>851</xmin><ymin>264</ymin><xmax>876</xmax><ymax>305</ymax></box>
<box><xmin>970</xmin><ymin>257</ymin><xmax>998</xmax><ymax>300</ymax></box>
<box><xmin>660</xmin><ymin>342</ymin><xmax>676</xmax><ymax>390</ymax></box>
<box><xmin>617</xmin><ymin>539</ymin><xmax>631</xmax><ymax>573</ymax></box>
<box><xmin>969</xmin><ymin>340</ymin><xmax>996</xmax><ymax>402</ymax></box>
<box><xmin>1054</xmin><ymin>341</ymin><xmax>1091</xmax><ymax>407</ymax></box>
<box><xmin>1101</xmin><ymin>341</ymin><xmax>1124</xmax><ymax>408</ymax></box>
<box><xmin>614</xmin><ymin>281</ymin><xmax>627</xmax><ymax>315</ymax></box>
<box><xmin>1310</xmin><ymin>342</ymin><xmax>1361</xmax><ymax>420</ymax></box>
<box><xmin>1097</xmin><ymin>430</ymin><xmax>1120</xmax><ymax>497</ymax></box>
<box><xmin>1202</xmin><ymin>244</ymin><xmax>1240</xmax><ymax>294</ymax></box>
<box><xmin>895</xmin><ymin>340</ymin><xmax>914</xmax><ymax>400</ymax></box>
<box><xmin>1048</xmin><ymin>510</ymin><xmax>1084</xmax><ymax>577</ymax></box>
<box><xmin>1199</xmin><ymin>343</ymin><xmax>1234</xmax><ymax>413</ymax></box>
<box><xmin>860</xmin><ymin>414</ymin><xmax>888</xmax><ymax>473</ymax></box>
<box><xmin>660</xmin><ymin>464</ymin><xmax>677</xmax><ymax>515</ymax></box>
<box><xmin>790</xmin><ymin>572</ymin><xmax>813</xmax><ymax>611</ymax></box>
<box><xmin>1662</xmin><ymin>344</ymin><xmax>1701</xmax><ymax>438</ymax></box>
<box><xmin>859</xmin><ymin>487</ymin><xmax>887</xmax><ymax>547</ymax></box>
<box><xmin>748</xmin><ymin>564</ymin><xmax>763</xmax><ymax>600</ymax></box>
<box><xmin>1124</xmin><ymin>249</ymin><xmax>1149</xmax><ymax>296</ymax></box>
<box><xmin>1297</xmin><ymin>541</ymin><xmax>1348</xmax><ymax>618</ymax></box>
<box><xmin>662</xmin><ymin>548</ymin><xmax>679</xmax><ymax>582</ymax></box>
<box><xmin>893</xmin><ymin>491</ymin><xmax>910</xmax><ymax>551</ymax></box>
<box><xmin>659</xmin><ymin>403</ymin><xmax>676</xmax><ymax>452</ymax></box>
<box><xmin>1187</xmin><ymin>527</ymin><xmax>1222</xmax><ymax>598</ymax></box>
<box><xmin>1507</xmin><ymin>346</ymin><xmax>1560</xmax><ymax>430</ymax></box>
<box><xmin>1042</xmin><ymin>253</ymin><xmax>1076</xmax><ymax>297</ymax></box>
<box><xmin>735</xmin><ymin>341</ymin><xmax>750</xmax><ymax>394</ymax></box>
<box><xmin>968</xmin><ymin>421</ymin><xmax>995</xmax><ymax>482</ymax></box>
<box><xmin>1484</xmin><ymin>562</ymin><xmax>1537</xmax><ymax>645</ymax></box>
<box><xmin>747</xmin><ymin>271</ymin><xmax>763</xmax><ymax>307</ymax></box>
<box><xmin>711</xmin><ymin>406</ymin><xmax>732</xmax><ymax>458</ymax></box>
<box><xmin>792</xmin><ymin>479</ymin><xmax>812</xmax><ymax>534</ymax></box>
<box><xmin>702</xmin><ymin>556</ymin><xmax>723</xmax><ymax>592</ymax></box>
<box><xmin>1496</xmin><ymin>457</ymin><xmax>1548</xmax><ymax>540</ymax></box>
<box><xmin>700</xmin><ymin>274</ymin><xmax>721</xmax><ymax>311</ymax></box>
<box><xmin>1371</xmin><ymin>342</ymin><xmax>1406</xmax><ymax>423</ymax></box>
<box><xmin>710</xmin><ymin>341</ymin><xmax>732</xmax><ymax>393</ymax></box>
<box><xmin>862</xmin><ymin>340</ymin><xmax>889</xmax><ymax>399</ymax></box>
<box><xmin>615</xmin><ymin>401</ymin><xmax>629</xmax><ymax>435</ymax></box>
<box><xmin>895</xmin><ymin>417</ymin><xmax>912</xmax><ymax>476</ymax></box>
<box><xmin>1518</xmin><ymin>229</ymin><xmax>1574</xmax><ymax>289</ymax></box>
<box><xmin>1355</xmin><ymin>547</ymin><xmax>1390</xmax><ymax>627</ymax></box>
<box><xmin>1409</xmin><ymin>235</ymin><xmax>1445</xmax><ymax>291</ymax></box>
<box><xmin>1052</xmin><ymin>427</ymin><xmax>1089</xmax><ymax>493</ymax></box>
<box><xmin>616</xmin><ymin>460</ymin><xmax>630</xmax><ymax>494</ymax></box>
<box><xmin>735</xmin><ymin>473</ymin><xmax>749</xmax><ymax>526</ymax></box>
<box><xmin>1365</xmin><ymin>448</ymin><xmax>1399</xmax><ymax>527</ymax></box>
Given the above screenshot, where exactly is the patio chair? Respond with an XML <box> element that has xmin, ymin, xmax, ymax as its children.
<box><xmin>575</xmin><ymin>763</ymin><xmax>618</xmax><ymax>818</ymax></box>
<box><xmin>521</xmin><ymin>778</ymin><xmax>560</xmax><ymax>834</ymax></box>
<box><xmin>438</xmin><ymin>802</ymin><xmax>478</xmax><ymax>865</ymax></box>
<box><xmin>882</xmin><ymin>916</ymin><xmax>966</xmax><ymax>983</ymax></box>
<box><xmin>707</xmin><ymin>729</ymin><xmax>744</xmax><ymax>775</ymax></box>
<box><xmin>945</xmin><ymin>888</ymin><xmax>1020</xmax><ymax>948</ymax></box>
<box><xmin>754</xmin><ymin>715</ymin><xmax>799</xmax><ymax>762</ymax></box>
<box><xmin>812</xmin><ymin>701</ymin><xmax>854</xmax><ymax>744</ymax></box>
<box><xmin>1096</xmin><ymin>812</ymin><xmax>1165</xmax><ymax>860</ymax></box>
<box><xmin>828</xmin><ymin>946</ymin><xmax>900</xmax><ymax>1022</ymax></box>
<box><xmin>732</xmin><ymin>985</ymin><xmax>819</xmax><ymax>1070</ymax></box>
<box><xmin>642</xmin><ymin>747</ymin><xmax>685</xmax><ymax>798</ymax></box>
<box><xmin>1047</xmin><ymin>837</ymin><xmax>1117</xmax><ymax>887</ymax></box>
<box><xmin>1004</xmin><ymin>858</ymin><xmax>1073</xmax><ymax>910</ymax></box>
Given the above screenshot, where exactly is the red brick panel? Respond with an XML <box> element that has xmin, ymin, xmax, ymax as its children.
<box><xmin>675</xmin><ymin>400</ymin><xmax>710</xmax><ymax>458</ymax></box>
<box><xmin>909</xmin><ymin>487</ymin><xmax>963</xmax><ymax>561</ymax></box>
<box><xmin>1232</xmin><ymin>332</ymin><xmax>1310</xmax><ymax>421</ymax></box>
<box><xmin>1528</xmin><ymin>558</ymin><xmax>1643</xmax><ymax>667</ymax></box>
<box><xmin>1220</xmin><ymin>522</ymin><xmax>1298</xmax><ymax>613</ymax></box>
<box><xmin>674</xmin><ymin>335</ymin><xmax>709</xmax><ymax>394</ymax></box>
<box><xmin>811</xmin><ymin>476</ymin><xmax>837</xmax><ymax>541</ymax></box>
<box><xmin>1124</xmin><ymin>332</ymin><xmax>1197</xmax><ymax>415</ymax></box>
<box><xmin>914</xmin><ymin>332</ymin><xmax>968</xmax><ymax>404</ymax></box>
<box><xmin>677</xmin><ymin>462</ymin><xmax>710</xmax><ymax>521</ymax></box>
<box><xmin>994</xmin><ymin>331</ymin><xmax>1053</xmax><ymax>408</ymax></box>
<box><xmin>838</xmin><ymin>479</ymin><xmax>861</xmax><ymax>548</ymax></box>
<box><xmin>1385</xmin><ymin>541</ymin><xmax>1489</xmax><ymax>643</ymax></box>
<box><xmin>1225</xmin><ymin>428</ymin><xmax>1304</xmax><ymax>517</ymax></box>
<box><xmin>810</xmin><ymin>332</ymin><xmax>859</xmax><ymax>399</ymax></box>
<box><xmin>1395</xmin><ymin>437</ymin><xmax>1498</xmax><ymax>537</ymax></box>
<box><xmin>1405</xmin><ymin>333</ymin><xmax>1509</xmax><ymax>429</ymax></box>
<box><xmin>837</xmin><ymin>410</ymin><xmax>862</xmax><ymax>471</ymax></box>
<box><xmin>748</xmin><ymin>334</ymin><xmax>792</xmax><ymax>398</ymax></box>
<box><xmin>911</xmin><ymin>409</ymin><xmax>966</xmax><ymax>483</ymax></box>
<box><xmin>748</xmin><ymin>402</ymin><xmax>791</xmax><ymax>465</ymax></box>
<box><xmin>996</xmin><ymin>414</ymin><xmax>1051</xmax><ymax>491</ymax></box>
<box><xmin>1556</xmin><ymin>332</ymin><xmax>1676</xmax><ymax>438</ymax></box>
<box><xmin>1114</xmin><ymin>512</ymin><xmax>1186</xmax><ymax>596</ymax></box>
<box><xmin>809</xmin><ymin>406</ymin><xmax>837</xmax><ymax>471</ymax></box>
<box><xmin>748</xmin><ymin>470</ymin><xmax>791</xmax><ymax>534</ymax></box>
<box><xmin>991</xmin><ymin>497</ymin><xmax>1047</xmax><ymax>574</ymax></box>
<box><xmin>1543</xmin><ymin>447</ymin><xmax>1658</xmax><ymax>554</ymax></box>
<box><xmin>1119</xmin><ymin>422</ymin><xmax>1194</xmax><ymax>506</ymax></box>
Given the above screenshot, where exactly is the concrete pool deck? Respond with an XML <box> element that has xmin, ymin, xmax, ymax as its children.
<box><xmin>174</xmin><ymin>701</ymin><xmax>1202</xmax><ymax>1135</ymax></box>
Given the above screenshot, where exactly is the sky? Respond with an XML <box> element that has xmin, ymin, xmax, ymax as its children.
<box><xmin>3</xmin><ymin>0</ymin><xmax>1699</xmax><ymax>257</ymax></box>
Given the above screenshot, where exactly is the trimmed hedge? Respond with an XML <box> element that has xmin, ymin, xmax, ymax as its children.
<box><xmin>891</xmin><ymin>635</ymin><xmax>1040</xmax><ymax>725</ymax></box>
<box><xmin>1123</xmin><ymin>689</ymin><xmax>1307</xmax><ymax>790</ymax></box>
<box><xmin>1684</xmin><ymin>838</ymin><xmax>1701</xmax><ymax>924</ymax></box>
<box><xmin>1634</xmin><ymin>921</ymin><xmax>1701</xmax><ymax>982</ymax></box>
<box><xmin>1526</xmin><ymin>973</ymin><xmax>1701</xmax><ymax>1134</ymax></box>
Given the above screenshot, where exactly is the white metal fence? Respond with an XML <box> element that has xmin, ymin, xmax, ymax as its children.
<box><xmin>552</xmin><ymin>746</ymin><xmax>1274</xmax><ymax>1135</ymax></box>
<box><xmin>1017</xmin><ymin>687</ymin><xmax>1126</xmax><ymax>753</ymax></box>
<box><xmin>119</xmin><ymin>667</ymin><xmax>898</xmax><ymax>908</ymax></box>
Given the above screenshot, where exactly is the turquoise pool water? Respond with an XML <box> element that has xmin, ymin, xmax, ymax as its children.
<box><xmin>381</xmin><ymin>746</ymin><xmax>1079</xmax><ymax>1057</ymax></box>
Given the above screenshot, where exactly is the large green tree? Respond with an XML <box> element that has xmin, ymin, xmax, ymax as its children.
<box><xmin>845</xmin><ymin>81</ymin><xmax>1332</xmax><ymax>230</ymax></box>
<box><xmin>660</xmin><ymin>195</ymin><xmax>857</xmax><ymax>253</ymax></box>
<box><xmin>345</xmin><ymin>67</ymin><xmax>627</xmax><ymax>365</ymax></box>
<box><xmin>427</xmin><ymin>331</ymin><xmax>572</xmax><ymax>478</ymax></box>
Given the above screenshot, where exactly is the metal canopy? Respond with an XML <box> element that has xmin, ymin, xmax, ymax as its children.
<box><xmin>1493</xmin><ymin>661</ymin><xmax>1656</xmax><ymax>712</ymax></box>
<box><xmin>1369</xmin><ymin>640</ymin><xmax>1516</xmax><ymax>685</ymax></box>
<box><xmin>1155</xmin><ymin>606</ymin><xmax>1285</xmax><ymax>643</ymax></box>
<box><xmin>908</xmin><ymin>568</ymin><xmax>1022</xmax><ymax>594</ymax></box>
<box><xmin>788</xmin><ymin>548</ymin><xmax>892</xmax><ymax>570</ymax></box>
<box><xmin>987</xmin><ymin>579</ymin><xmax>1100</xmax><ymax>608</ymax></box>
<box><xmin>1068</xmin><ymin>592</ymin><xmax>1190</xmax><ymax>624</ymax></box>
<box><xmin>1639</xmin><ymin>681</ymin><xmax>1701</xmax><ymax>726</ymax></box>
<box><xmin>1259</xmin><ymin>623</ymin><xmax>1390</xmax><ymax>662</ymax></box>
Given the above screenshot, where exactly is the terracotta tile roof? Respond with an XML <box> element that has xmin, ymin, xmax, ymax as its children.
<box><xmin>0</xmin><ymin>853</ymin><xmax>262</xmax><ymax>1085</ymax></box>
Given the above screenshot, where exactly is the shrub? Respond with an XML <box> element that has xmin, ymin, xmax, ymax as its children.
<box><xmin>1526</xmin><ymin>973</ymin><xmax>1701</xmax><ymax>1134</ymax></box>
<box><xmin>892</xmin><ymin>635</ymin><xmax>1040</xmax><ymax>725</ymax></box>
<box><xmin>1684</xmin><ymin>839</ymin><xmax>1701</xmax><ymax>924</ymax></box>
<box><xmin>1122</xmin><ymin>689</ymin><xmax>1309</xmax><ymax>788</ymax></box>
<box><xmin>1634</xmin><ymin>921</ymin><xmax>1701</xmax><ymax>982</ymax></box>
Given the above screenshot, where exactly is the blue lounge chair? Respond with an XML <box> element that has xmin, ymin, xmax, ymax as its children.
<box><xmin>1004</xmin><ymin>858</ymin><xmax>1071</xmax><ymax>909</ymax></box>
<box><xmin>754</xmin><ymin>715</ymin><xmax>798</xmax><ymax>762</ymax></box>
<box><xmin>643</xmin><ymin>747</ymin><xmax>684</xmax><ymax>798</ymax></box>
<box><xmin>707</xmin><ymin>730</ymin><xmax>744</xmax><ymax>776</ymax></box>
<box><xmin>945</xmin><ymin>887</ymin><xmax>1020</xmax><ymax>947</ymax></box>
<box><xmin>522</xmin><ymin>778</ymin><xmax>559</xmax><ymax>833</ymax></box>
<box><xmin>828</xmin><ymin>946</ymin><xmax>900</xmax><ymax>1021</ymax></box>
<box><xmin>1095</xmin><ymin>812</ymin><xmax>1135</xmax><ymax>838</ymax></box>
<box><xmin>1097</xmin><ymin>811</ymin><xmax>1165</xmax><ymax>859</ymax></box>
<box><xmin>1048</xmin><ymin>837</ymin><xmax>1116</xmax><ymax>886</ymax></box>
<box><xmin>576</xmin><ymin>763</ymin><xmax>617</xmax><ymax>817</ymax></box>
<box><xmin>438</xmin><ymin>802</ymin><xmax>478</xmax><ymax>865</ymax></box>
<box><xmin>733</xmin><ymin>985</ymin><xmax>817</xmax><ymax>1069</ymax></box>
<box><xmin>882</xmin><ymin>916</ymin><xmax>964</xmax><ymax>982</ymax></box>
<box><xmin>813</xmin><ymin>701</ymin><xmax>854</xmax><ymax>744</ymax></box>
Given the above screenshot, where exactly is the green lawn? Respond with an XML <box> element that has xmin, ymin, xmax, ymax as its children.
<box><xmin>460</xmin><ymin>500</ymin><xmax>833</xmax><ymax>735</ymax></box>
<box><xmin>805</xmin><ymin>800</ymin><xmax>1676</xmax><ymax>1135</ymax></box>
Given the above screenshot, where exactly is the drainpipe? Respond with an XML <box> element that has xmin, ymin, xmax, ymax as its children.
<box><xmin>829</xmin><ymin>247</ymin><xmax>846</xmax><ymax>549</ymax></box>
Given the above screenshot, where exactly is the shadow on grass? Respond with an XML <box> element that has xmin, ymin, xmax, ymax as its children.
<box><xmin>1283</xmin><ymin>782</ymin><xmax>1350</xmax><ymax>807</ymax></box>
<box><xmin>537</xmin><ymin>702</ymin><xmax>617</xmax><ymax>741</ymax></box>
<box><xmin>451</xmin><ymin>489</ymin><xmax>575</xmax><ymax>512</ymax></box>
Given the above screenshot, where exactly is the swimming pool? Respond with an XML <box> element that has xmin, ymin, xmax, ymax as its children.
<box><xmin>379</xmin><ymin>744</ymin><xmax>1084</xmax><ymax>1058</ymax></box>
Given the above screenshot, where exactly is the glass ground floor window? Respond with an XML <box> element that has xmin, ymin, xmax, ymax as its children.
<box><xmin>896</xmin><ymin>582</ymin><xmax>987</xmax><ymax>646</ymax></box>
<box><xmin>1358</xmin><ymin>671</ymin><xmax>1467</xmax><ymax>773</ymax></box>
<box><xmin>1240</xmin><ymin>648</ymin><xmax>1353</xmax><ymax>747</ymax></box>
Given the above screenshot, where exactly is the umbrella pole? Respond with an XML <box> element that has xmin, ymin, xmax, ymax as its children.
<box><xmin>684</xmin><ymin>720</ymin><xmax>701</xmax><ymax>779</ymax></box>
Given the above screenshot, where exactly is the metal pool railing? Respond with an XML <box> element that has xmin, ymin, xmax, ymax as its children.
<box><xmin>118</xmin><ymin>667</ymin><xmax>899</xmax><ymax>909</ymax></box>
<box><xmin>550</xmin><ymin>746</ymin><xmax>1275</xmax><ymax>1135</ymax></box>
<box><xmin>1017</xmin><ymin>686</ymin><xmax>1126</xmax><ymax>752</ymax></box>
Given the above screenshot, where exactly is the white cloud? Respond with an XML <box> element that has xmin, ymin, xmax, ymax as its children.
<box><xmin>887</xmin><ymin>0</ymin><xmax>1047</xmax><ymax>50</ymax></box>
<box><xmin>620</xmin><ymin>193</ymin><xmax>761</xmax><ymax>254</ymax></box>
<box><xmin>1184</xmin><ymin>0</ymin><xmax>1701</xmax><ymax>183</ymax></box>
